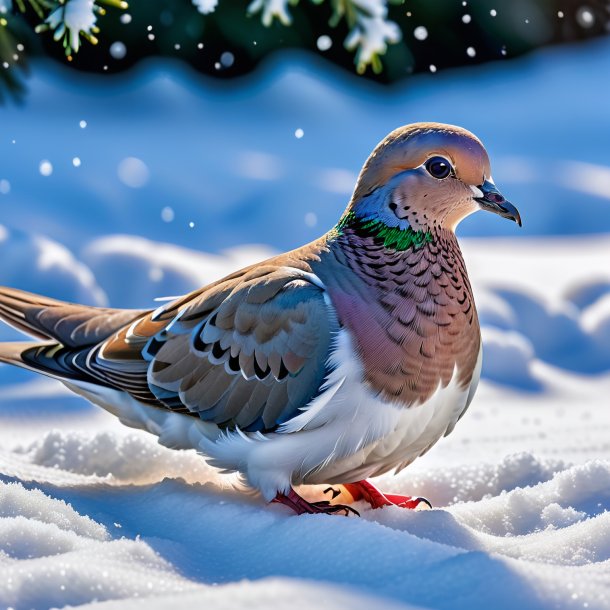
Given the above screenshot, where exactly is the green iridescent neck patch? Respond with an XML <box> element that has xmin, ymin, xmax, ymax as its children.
<box><xmin>336</xmin><ymin>211</ymin><xmax>433</xmax><ymax>251</ymax></box>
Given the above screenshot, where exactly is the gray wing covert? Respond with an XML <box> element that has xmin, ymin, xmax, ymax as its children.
<box><xmin>144</xmin><ymin>272</ymin><xmax>338</xmax><ymax>432</ymax></box>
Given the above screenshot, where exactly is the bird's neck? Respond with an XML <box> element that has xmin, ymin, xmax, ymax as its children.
<box><xmin>334</xmin><ymin>210</ymin><xmax>434</xmax><ymax>252</ymax></box>
<box><xmin>324</xmin><ymin>216</ymin><xmax>468</xmax><ymax>299</ymax></box>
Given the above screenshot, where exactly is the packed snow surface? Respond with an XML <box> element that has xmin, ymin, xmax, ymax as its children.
<box><xmin>1</xmin><ymin>37</ymin><xmax>610</xmax><ymax>610</ymax></box>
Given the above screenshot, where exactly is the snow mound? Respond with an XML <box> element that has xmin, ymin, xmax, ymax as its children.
<box><xmin>14</xmin><ymin>429</ymin><xmax>223</xmax><ymax>485</ymax></box>
<box><xmin>81</xmin><ymin>235</ymin><xmax>275</xmax><ymax>309</ymax></box>
<box><xmin>582</xmin><ymin>294</ymin><xmax>610</xmax><ymax>347</ymax></box>
<box><xmin>565</xmin><ymin>279</ymin><xmax>610</xmax><ymax>310</ymax></box>
<box><xmin>0</xmin><ymin>484</ymin><xmax>198</xmax><ymax>610</ymax></box>
<box><xmin>491</xmin><ymin>288</ymin><xmax>610</xmax><ymax>374</ymax></box>
<box><xmin>0</xmin><ymin>224</ymin><xmax>105</xmax><ymax>308</ymax></box>
<box><xmin>76</xmin><ymin>579</ymin><xmax>416</xmax><ymax>610</ymax></box>
<box><xmin>2</xmin><ymin>451</ymin><xmax>610</xmax><ymax>610</ymax></box>
<box><xmin>450</xmin><ymin>459</ymin><xmax>610</xmax><ymax>537</ymax></box>
<box><xmin>0</xmin><ymin>481</ymin><xmax>106</xmax><ymax>539</ymax></box>
<box><xmin>382</xmin><ymin>452</ymin><xmax>567</xmax><ymax>506</ymax></box>
<box><xmin>479</xmin><ymin>327</ymin><xmax>540</xmax><ymax>390</ymax></box>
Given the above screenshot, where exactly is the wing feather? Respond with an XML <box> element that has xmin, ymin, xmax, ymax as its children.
<box><xmin>85</xmin><ymin>267</ymin><xmax>338</xmax><ymax>432</ymax></box>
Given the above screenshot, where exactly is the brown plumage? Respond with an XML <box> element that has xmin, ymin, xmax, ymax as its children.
<box><xmin>0</xmin><ymin>122</ymin><xmax>521</xmax><ymax>514</ymax></box>
<box><xmin>316</xmin><ymin>226</ymin><xmax>481</xmax><ymax>407</ymax></box>
<box><xmin>352</xmin><ymin>123</ymin><xmax>490</xmax><ymax>203</ymax></box>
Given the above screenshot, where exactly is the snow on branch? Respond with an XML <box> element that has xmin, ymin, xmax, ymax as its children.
<box><xmin>43</xmin><ymin>0</ymin><xmax>98</xmax><ymax>54</ymax></box>
<box><xmin>343</xmin><ymin>0</ymin><xmax>401</xmax><ymax>74</ymax></box>
<box><xmin>3</xmin><ymin>0</ymin><xmax>127</xmax><ymax>58</ymax></box>
<box><xmin>0</xmin><ymin>0</ymin><xmax>399</xmax><ymax>75</ymax></box>
<box><xmin>245</xmin><ymin>0</ymin><xmax>401</xmax><ymax>73</ymax></box>
<box><xmin>247</xmin><ymin>0</ymin><xmax>296</xmax><ymax>26</ymax></box>
<box><xmin>192</xmin><ymin>0</ymin><xmax>218</xmax><ymax>16</ymax></box>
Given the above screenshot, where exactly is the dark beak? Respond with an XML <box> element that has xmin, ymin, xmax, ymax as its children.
<box><xmin>474</xmin><ymin>180</ymin><xmax>522</xmax><ymax>227</ymax></box>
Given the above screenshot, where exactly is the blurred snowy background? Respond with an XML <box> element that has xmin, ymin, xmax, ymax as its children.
<box><xmin>1</xmin><ymin>2</ymin><xmax>610</xmax><ymax>610</ymax></box>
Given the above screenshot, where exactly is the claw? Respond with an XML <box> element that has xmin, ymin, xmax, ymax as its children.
<box><xmin>312</xmin><ymin>500</ymin><xmax>360</xmax><ymax>517</ymax></box>
<box><xmin>323</xmin><ymin>486</ymin><xmax>342</xmax><ymax>500</ymax></box>
<box><xmin>273</xmin><ymin>488</ymin><xmax>359</xmax><ymax>517</ymax></box>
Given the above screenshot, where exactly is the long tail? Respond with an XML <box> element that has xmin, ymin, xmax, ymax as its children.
<box><xmin>0</xmin><ymin>286</ymin><xmax>148</xmax><ymax>348</ymax></box>
<box><xmin>0</xmin><ymin>340</ymin><xmax>48</xmax><ymax>367</ymax></box>
<box><xmin>0</xmin><ymin>339</ymin><xmax>112</xmax><ymax>391</ymax></box>
<box><xmin>0</xmin><ymin>286</ymin><xmax>150</xmax><ymax>385</ymax></box>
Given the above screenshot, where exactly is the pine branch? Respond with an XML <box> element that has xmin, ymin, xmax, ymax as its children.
<box><xmin>0</xmin><ymin>16</ymin><xmax>28</xmax><ymax>102</ymax></box>
<box><xmin>12</xmin><ymin>0</ymin><xmax>124</xmax><ymax>58</ymax></box>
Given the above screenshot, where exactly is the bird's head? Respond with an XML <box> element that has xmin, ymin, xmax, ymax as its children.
<box><xmin>346</xmin><ymin>122</ymin><xmax>521</xmax><ymax>233</ymax></box>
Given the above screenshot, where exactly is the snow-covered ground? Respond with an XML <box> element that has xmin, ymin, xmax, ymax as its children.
<box><xmin>1</xmin><ymin>37</ymin><xmax>610</xmax><ymax>610</ymax></box>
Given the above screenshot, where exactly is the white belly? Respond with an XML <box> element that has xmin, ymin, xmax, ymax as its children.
<box><xmin>64</xmin><ymin>328</ymin><xmax>481</xmax><ymax>502</ymax></box>
<box><xmin>197</xmin><ymin>329</ymin><xmax>482</xmax><ymax>499</ymax></box>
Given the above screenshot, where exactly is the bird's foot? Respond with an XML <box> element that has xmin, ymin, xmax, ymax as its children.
<box><xmin>343</xmin><ymin>480</ymin><xmax>431</xmax><ymax>510</ymax></box>
<box><xmin>273</xmin><ymin>488</ymin><xmax>359</xmax><ymax>517</ymax></box>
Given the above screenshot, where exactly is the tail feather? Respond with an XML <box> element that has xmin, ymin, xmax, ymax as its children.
<box><xmin>0</xmin><ymin>340</ymin><xmax>106</xmax><ymax>389</ymax></box>
<box><xmin>0</xmin><ymin>340</ymin><xmax>58</xmax><ymax>375</ymax></box>
<box><xmin>0</xmin><ymin>286</ymin><xmax>149</xmax><ymax>348</ymax></box>
<box><xmin>0</xmin><ymin>288</ymin><xmax>162</xmax><ymax>405</ymax></box>
<box><xmin>0</xmin><ymin>292</ymin><xmax>51</xmax><ymax>340</ymax></box>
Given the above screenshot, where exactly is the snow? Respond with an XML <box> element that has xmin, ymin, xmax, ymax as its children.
<box><xmin>414</xmin><ymin>26</ymin><xmax>428</xmax><ymax>41</ymax></box>
<box><xmin>0</xmin><ymin>36</ymin><xmax>610</xmax><ymax>610</ymax></box>
<box><xmin>39</xmin><ymin>160</ymin><xmax>53</xmax><ymax>177</ymax></box>
<box><xmin>45</xmin><ymin>0</ymin><xmax>97</xmax><ymax>54</ymax></box>
<box><xmin>109</xmin><ymin>42</ymin><xmax>127</xmax><ymax>61</ymax></box>
<box><xmin>316</xmin><ymin>35</ymin><xmax>332</xmax><ymax>52</ymax></box>
<box><xmin>116</xmin><ymin>157</ymin><xmax>150</xmax><ymax>188</ymax></box>
<box><xmin>192</xmin><ymin>0</ymin><xmax>218</xmax><ymax>16</ymax></box>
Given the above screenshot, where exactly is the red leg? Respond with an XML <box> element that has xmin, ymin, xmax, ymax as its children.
<box><xmin>343</xmin><ymin>480</ymin><xmax>431</xmax><ymax>510</ymax></box>
<box><xmin>272</xmin><ymin>488</ymin><xmax>360</xmax><ymax>516</ymax></box>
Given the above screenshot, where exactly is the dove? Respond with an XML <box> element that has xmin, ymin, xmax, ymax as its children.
<box><xmin>0</xmin><ymin>122</ymin><xmax>520</xmax><ymax>515</ymax></box>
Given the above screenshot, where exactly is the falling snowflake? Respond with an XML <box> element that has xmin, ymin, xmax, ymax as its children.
<box><xmin>317</xmin><ymin>35</ymin><xmax>332</xmax><ymax>51</ymax></box>
<box><xmin>220</xmin><ymin>51</ymin><xmax>234</xmax><ymax>67</ymax></box>
<box><xmin>413</xmin><ymin>26</ymin><xmax>428</xmax><ymax>40</ymax></box>
<box><xmin>576</xmin><ymin>7</ymin><xmax>595</xmax><ymax>28</ymax></box>
<box><xmin>39</xmin><ymin>160</ymin><xmax>53</xmax><ymax>176</ymax></box>
<box><xmin>109</xmin><ymin>41</ymin><xmax>126</xmax><ymax>59</ymax></box>
<box><xmin>161</xmin><ymin>207</ymin><xmax>175</xmax><ymax>222</ymax></box>
<box><xmin>304</xmin><ymin>212</ymin><xmax>317</xmax><ymax>227</ymax></box>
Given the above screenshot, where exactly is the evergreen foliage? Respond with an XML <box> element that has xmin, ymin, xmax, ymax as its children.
<box><xmin>0</xmin><ymin>0</ymin><xmax>608</xmax><ymax>101</ymax></box>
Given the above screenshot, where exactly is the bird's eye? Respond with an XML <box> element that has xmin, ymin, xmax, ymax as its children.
<box><xmin>425</xmin><ymin>156</ymin><xmax>453</xmax><ymax>179</ymax></box>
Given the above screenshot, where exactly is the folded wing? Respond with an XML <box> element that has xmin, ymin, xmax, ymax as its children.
<box><xmin>91</xmin><ymin>266</ymin><xmax>339</xmax><ymax>432</ymax></box>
